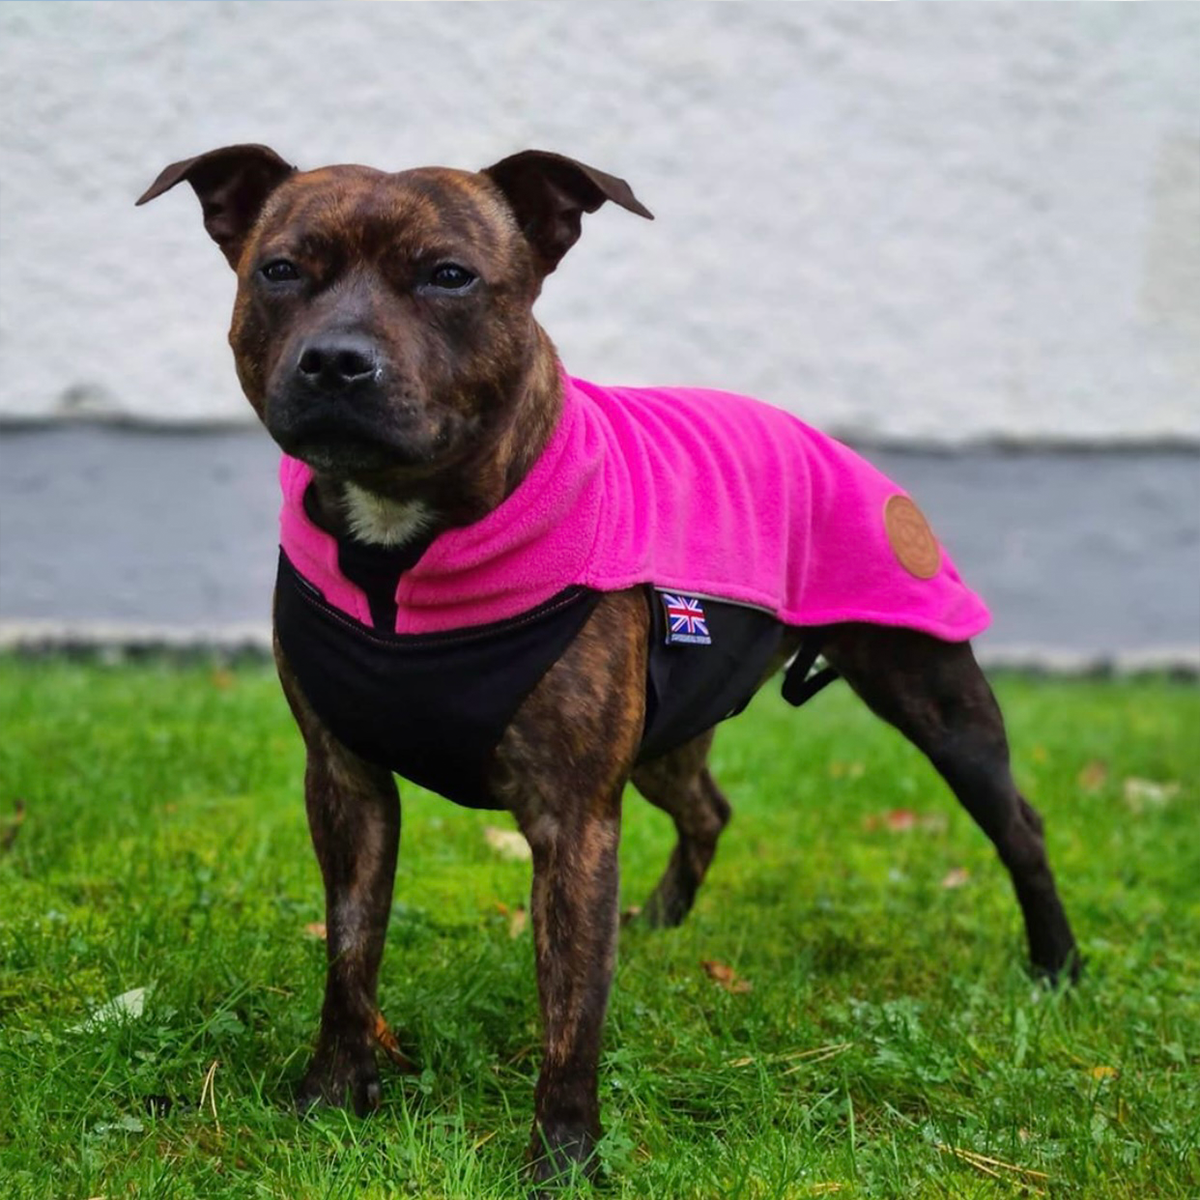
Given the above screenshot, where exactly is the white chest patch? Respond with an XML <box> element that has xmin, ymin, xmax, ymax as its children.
<box><xmin>340</xmin><ymin>483</ymin><xmax>434</xmax><ymax>548</ymax></box>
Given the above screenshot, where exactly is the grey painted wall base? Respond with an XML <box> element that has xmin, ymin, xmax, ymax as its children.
<box><xmin>1</xmin><ymin>426</ymin><xmax>1197</xmax><ymax>668</ymax></box>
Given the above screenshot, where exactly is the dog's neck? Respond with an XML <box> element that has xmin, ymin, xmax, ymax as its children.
<box><xmin>308</xmin><ymin>339</ymin><xmax>563</xmax><ymax>549</ymax></box>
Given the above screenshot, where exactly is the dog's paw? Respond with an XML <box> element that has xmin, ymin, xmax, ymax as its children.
<box><xmin>296</xmin><ymin>1042</ymin><xmax>382</xmax><ymax>1117</ymax></box>
<box><xmin>1032</xmin><ymin>947</ymin><xmax>1085</xmax><ymax>990</ymax></box>
<box><xmin>640</xmin><ymin>884</ymin><xmax>692</xmax><ymax>929</ymax></box>
<box><xmin>527</xmin><ymin>1119</ymin><xmax>600</xmax><ymax>1193</ymax></box>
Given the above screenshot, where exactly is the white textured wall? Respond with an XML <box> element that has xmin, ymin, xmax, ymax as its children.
<box><xmin>1</xmin><ymin>1</ymin><xmax>1197</xmax><ymax>442</ymax></box>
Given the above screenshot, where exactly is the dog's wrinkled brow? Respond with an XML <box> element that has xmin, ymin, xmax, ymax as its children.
<box><xmin>254</xmin><ymin>169</ymin><xmax>515</xmax><ymax>267</ymax></box>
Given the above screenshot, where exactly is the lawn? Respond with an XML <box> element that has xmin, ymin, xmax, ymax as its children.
<box><xmin>0</xmin><ymin>657</ymin><xmax>1196</xmax><ymax>1198</ymax></box>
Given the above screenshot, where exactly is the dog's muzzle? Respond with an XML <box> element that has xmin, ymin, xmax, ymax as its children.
<box><xmin>266</xmin><ymin>334</ymin><xmax>437</xmax><ymax>473</ymax></box>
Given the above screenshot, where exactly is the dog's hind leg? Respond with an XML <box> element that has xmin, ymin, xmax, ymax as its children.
<box><xmin>632</xmin><ymin>731</ymin><xmax>731</xmax><ymax>927</ymax></box>
<box><xmin>821</xmin><ymin>624</ymin><xmax>1080</xmax><ymax>983</ymax></box>
<box><xmin>276</xmin><ymin>637</ymin><xmax>402</xmax><ymax>1115</ymax></box>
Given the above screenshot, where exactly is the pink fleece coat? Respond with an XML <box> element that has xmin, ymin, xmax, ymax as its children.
<box><xmin>279</xmin><ymin>374</ymin><xmax>990</xmax><ymax>640</ymax></box>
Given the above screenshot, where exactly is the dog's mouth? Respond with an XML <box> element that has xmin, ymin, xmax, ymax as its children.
<box><xmin>268</xmin><ymin>409</ymin><xmax>441</xmax><ymax>477</ymax></box>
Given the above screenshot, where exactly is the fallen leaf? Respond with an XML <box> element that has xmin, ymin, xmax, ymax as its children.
<box><xmin>373</xmin><ymin>1010</ymin><xmax>420</xmax><ymax>1073</ymax></box>
<box><xmin>0</xmin><ymin>798</ymin><xmax>26</xmax><ymax>853</ymax></box>
<box><xmin>508</xmin><ymin>906</ymin><xmax>528</xmax><ymax>938</ymax></box>
<box><xmin>1122</xmin><ymin>777</ymin><xmax>1179</xmax><ymax>812</ymax></box>
<box><xmin>1090</xmin><ymin>1065</ymin><xmax>1119</xmax><ymax>1080</ymax></box>
<box><xmin>483</xmin><ymin>826</ymin><xmax>532</xmax><ymax>861</ymax></box>
<box><xmin>69</xmin><ymin>986</ymin><xmax>151</xmax><ymax>1033</ymax></box>
<box><xmin>210</xmin><ymin>667</ymin><xmax>235</xmax><ymax>691</ymax></box>
<box><xmin>1077</xmin><ymin>759</ymin><xmax>1108</xmax><ymax>792</ymax></box>
<box><xmin>941</xmin><ymin>867</ymin><xmax>970</xmax><ymax>889</ymax></box>
<box><xmin>304</xmin><ymin>922</ymin><xmax>327</xmax><ymax>940</ymax></box>
<box><xmin>702</xmin><ymin>959</ymin><xmax>736</xmax><ymax>984</ymax></box>
<box><xmin>863</xmin><ymin>808</ymin><xmax>947</xmax><ymax>834</ymax></box>
<box><xmin>701</xmin><ymin>959</ymin><xmax>753</xmax><ymax>994</ymax></box>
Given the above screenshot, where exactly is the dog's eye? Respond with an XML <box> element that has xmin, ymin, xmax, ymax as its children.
<box><xmin>260</xmin><ymin>259</ymin><xmax>301</xmax><ymax>283</ymax></box>
<box><xmin>429</xmin><ymin>264</ymin><xmax>476</xmax><ymax>291</ymax></box>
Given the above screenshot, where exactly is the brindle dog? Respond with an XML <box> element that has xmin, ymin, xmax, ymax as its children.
<box><xmin>138</xmin><ymin>145</ymin><xmax>1079</xmax><ymax>1183</ymax></box>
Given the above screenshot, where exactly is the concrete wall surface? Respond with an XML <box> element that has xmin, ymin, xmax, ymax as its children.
<box><xmin>2</xmin><ymin>1</ymin><xmax>1198</xmax><ymax>443</ymax></box>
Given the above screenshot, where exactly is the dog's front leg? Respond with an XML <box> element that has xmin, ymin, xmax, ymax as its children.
<box><xmin>522</xmin><ymin>792</ymin><xmax>623</xmax><ymax>1182</ymax></box>
<box><xmin>276</xmin><ymin>637</ymin><xmax>401</xmax><ymax>1115</ymax></box>
<box><xmin>491</xmin><ymin>590</ymin><xmax>648</xmax><ymax>1183</ymax></box>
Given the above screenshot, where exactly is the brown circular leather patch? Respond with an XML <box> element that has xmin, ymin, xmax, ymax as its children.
<box><xmin>884</xmin><ymin>494</ymin><xmax>941</xmax><ymax>580</ymax></box>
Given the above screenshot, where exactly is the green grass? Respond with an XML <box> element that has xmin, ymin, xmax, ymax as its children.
<box><xmin>0</xmin><ymin>657</ymin><xmax>1197</xmax><ymax>1199</ymax></box>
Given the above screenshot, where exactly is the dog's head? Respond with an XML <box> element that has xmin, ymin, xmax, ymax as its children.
<box><xmin>138</xmin><ymin>145</ymin><xmax>651</xmax><ymax>485</ymax></box>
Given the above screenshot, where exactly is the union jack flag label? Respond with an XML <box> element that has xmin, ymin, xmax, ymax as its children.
<box><xmin>659</xmin><ymin>592</ymin><xmax>712</xmax><ymax>646</ymax></box>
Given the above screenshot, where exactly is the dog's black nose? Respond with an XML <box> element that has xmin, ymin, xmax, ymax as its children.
<box><xmin>295</xmin><ymin>335</ymin><xmax>380</xmax><ymax>392</ymax></box>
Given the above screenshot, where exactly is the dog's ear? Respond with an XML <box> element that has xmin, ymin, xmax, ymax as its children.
<box><xmin>136</xmin><ymin>144</ymin><xmax>296</xmax><ymax>269</ymax></box>
<box><xmin>483</xmin><ymin>150</ymin><xmax>653</xmax><ymax>276</ymax></box>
